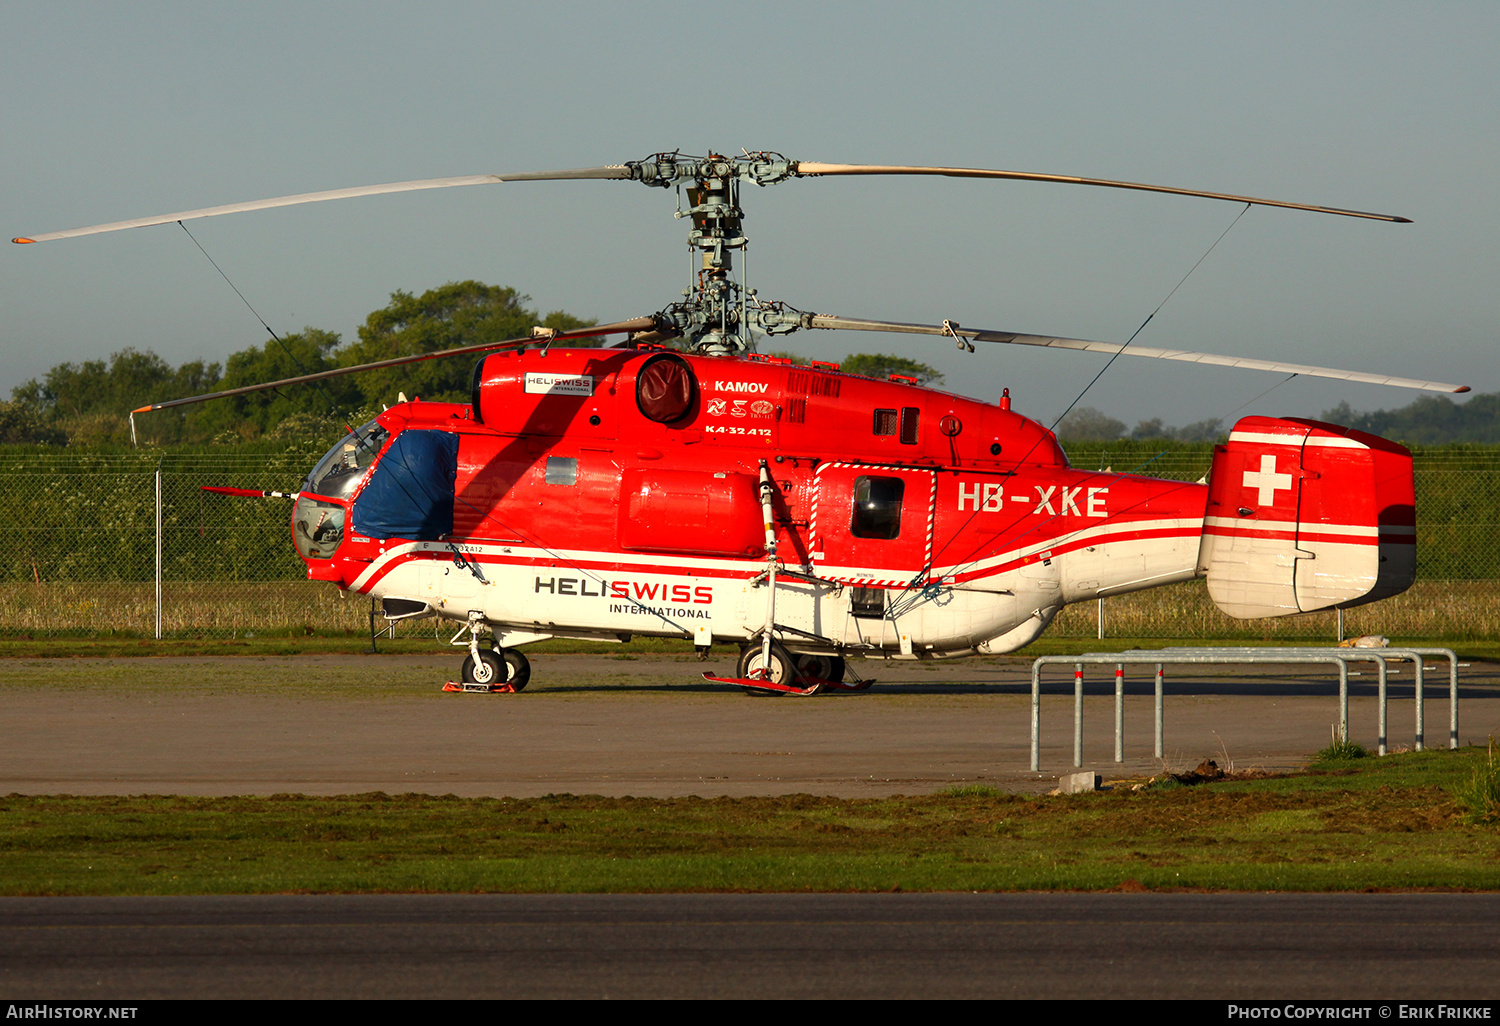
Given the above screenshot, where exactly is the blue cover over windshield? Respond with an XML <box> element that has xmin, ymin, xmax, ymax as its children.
<box><xmin>351</xmin><ymin>429</ymin><xmax>458</xmax><ymax>540</ymax></box>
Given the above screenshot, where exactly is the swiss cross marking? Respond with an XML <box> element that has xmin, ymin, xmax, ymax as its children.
<box><xmin>1242</xmin><ymin>454</ymin><xmax>1294</xmax><ymax>506</ymax></box>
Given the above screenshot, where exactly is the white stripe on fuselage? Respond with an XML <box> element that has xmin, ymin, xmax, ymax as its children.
<box><xmin>348</xmin><ymin>514</ymin><xmax>1214</xmax><ymax>594</ymax></box>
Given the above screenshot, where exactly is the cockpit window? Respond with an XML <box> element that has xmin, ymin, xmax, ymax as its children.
<box><xmin>303</xmin><ymin>421</ymin><xmax>389</xmax><ymax>500</ymax></box>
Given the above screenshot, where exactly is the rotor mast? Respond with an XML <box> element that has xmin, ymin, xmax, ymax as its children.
<box><xmin>623</xmin><ymin>152</ymin><xmax>806</xmax><ymax>355</ymax></box>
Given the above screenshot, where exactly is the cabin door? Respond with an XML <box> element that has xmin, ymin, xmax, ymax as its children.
<box><xmin>812</xmin><ymin>464</ymin><xmax>936</xmax><ymax>585</ymax></box>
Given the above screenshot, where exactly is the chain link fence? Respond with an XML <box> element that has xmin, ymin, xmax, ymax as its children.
<box><xmin>2</xmin><ymin>447</ymin><xmax>1497</xmax><ymax>641</ymax></box>
<box><xmin>0</xmin><ymin>450</ymin><xmax>369</xmax><ymax>639</ymax></box>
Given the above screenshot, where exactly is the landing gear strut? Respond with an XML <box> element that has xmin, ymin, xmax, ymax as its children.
<box><xmin>453</xmin><ymin>612</ymin><xmax>531</xmax><ymax>692</ymax></box>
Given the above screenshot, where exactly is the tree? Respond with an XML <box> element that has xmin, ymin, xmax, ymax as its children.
<box><xmin>1130</xmin><ymin>417</ymin><xmax>1223</xmax><ymax>442</ymax></box>
<box><xmin>0</xmin><ymin>400</ymin><xmax>65</xmax><ymax>444</ymax></box>
<box><xmin>1056</xmin><ymin>407</ymin><xmax>1125</xmax><ymax>441</ymax></box>
<box><xmin>838</xmin><ymin>353</ymin><xmax>944</xmax><ymax>387</ymax></box>
<box><xmin>6</xmin><ymin>281</ymin><xmax>597</xmax><ymax>445</ymax></box>
<box><xmin>337</xmin><ymin>281</ymin><xmax>596</xmax><ymax>407</ymax></box>
<box><xmin>195</xmin><ymin>329</ymin><xmax>356</xmax><ymax>441</ymax></box>
<box><xmin>1171</xmin><ymin>418</ymin><xmax>1224</xmax><ymax>442</ymax></box>
<box><xmin>10</xmin><ymin>348</ymin><xmax>222</xmax><ymax>444</ymax></box>
<box><xmin>1322</xmin><ymin>393</ymin><xmax>1500</xmax><ymax>444</ymax></box>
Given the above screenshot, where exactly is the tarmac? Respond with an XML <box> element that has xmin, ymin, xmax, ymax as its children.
<box><xmin>6</xmin><ymin>649</ymin><xmax>1500</xmax><ymax>1000</ymax></box>
<box><xmin>3</xmin><ymin>649</ymin><xmax>1496</xmax><ymax>796</ymax></box>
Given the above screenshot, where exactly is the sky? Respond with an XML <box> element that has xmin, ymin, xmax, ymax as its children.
<box><xmin>3</xmin><ymin>1</ymin><xmax>1496</xmax><ymax>432</ymax></box>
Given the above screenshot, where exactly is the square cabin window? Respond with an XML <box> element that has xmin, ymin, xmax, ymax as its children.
<box><xmin>851</xmin><ymin>475</ymin><xmax>904</xmax><ymax>539</ymax></box>
<box><xmin>900</xmin><ymin>407</ymin><xmax>920</xmax><ymax>444</ymax></box>
<box><xmin>545</xmin><ymin>456</ymin><xmax>578</xmax><ymax>486</ymax></box>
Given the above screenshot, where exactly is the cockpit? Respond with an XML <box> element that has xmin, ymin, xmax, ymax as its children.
<box><xmin>292</xmin><ymin>420</ymin><xmax>388</xmax><ymax>560</ymax></box>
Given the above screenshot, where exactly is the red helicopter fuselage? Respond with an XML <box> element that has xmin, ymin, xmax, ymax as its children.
<box><xmin>290</xmin><ymin>346</ymin><xmax>1413</xmax><ymax>669</ymax></box>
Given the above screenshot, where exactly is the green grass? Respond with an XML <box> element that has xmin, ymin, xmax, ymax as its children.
<box><xmin>4</xmin><ymin>747</ymin><xmax>1500</xmax><ymax>895</ymax></box>
<box><xmin>1315</xmin><ymin>726</ymin><xmax>1371</xmax><ymax>764</ymax></box>
<box><xmin>1455</xmin><ymin>738</ymin><xmax>1500</xmax><ymax>824</ymax></box>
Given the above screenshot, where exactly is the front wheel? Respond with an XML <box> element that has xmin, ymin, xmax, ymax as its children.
<box><xmin>460</xmin><ymin>647</ymin><xmax>531</xmax><ymax>690</ymax></box>
<box><xmin>461</xmin><ymin>649</ymin><xmax>503</xmax><ymax>685</ymax></box>
<box><xmin>737</xmin><ymin>640</ymin><xmax>795</xmax><ymax>690</ymax></box>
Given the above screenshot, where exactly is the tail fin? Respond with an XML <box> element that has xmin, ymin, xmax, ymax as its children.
<box><xmin>1199</xmin><ymin>416</ymin><xmax>1415</xmax><ymax>618</ymax></box>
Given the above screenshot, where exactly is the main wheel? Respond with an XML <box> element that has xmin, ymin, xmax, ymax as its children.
<box><xmin>461</xmin><ymin>649</ymin><xmax>503</xmax><ymax>685</ymax></box>
<box><xmin>501</xmin><ymin>648</ymin><xmax>531</xmax><ymax>691</ymax></box>
<box><xmin>737</xmin><ymin>640</ymin><xmax>795</xmax><ymax>690</ymax></box>
<box><xmin>794</xmin><ymin>653</ymin><xmax>845</xmax><ymax>684</ymax></box>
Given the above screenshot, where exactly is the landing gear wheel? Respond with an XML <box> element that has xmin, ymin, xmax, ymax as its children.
<box><xmin>737</xmin><ymin>640</ymin><xmax>795</xmax><ymax>694</ymax></box>
<box><xmin>461</xmin><ymin>649</ymin><xmax>503</xmax><ymax>685</ymax></box>
<box><xmin>460</xmin><ymin>647</ymin><xmax>531</xmax><ymax>690</ymax></box>
<box><xmin>794</xmin><ymin>653</ymin><xmax>846</xmax><ymax>688</ymax></box>
<box><xmin>501</xmin><ymin>648</ymin><xmax>531</xmax><ymax>691</ymax></box>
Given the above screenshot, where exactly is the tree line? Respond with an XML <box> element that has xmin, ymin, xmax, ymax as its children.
<box><xmin>0</xmin><ymin>282</ymin><xmax>595</xmax><ymax>447</ymax></box>
<box><xmin>1</xmin><ymin>280</ymin><xmax>950</xmax><ymax>448</ymax></box>
<box><xmin>8</xmin><ymin>275</ymin><xmax>1480</xmax><ymax>448</ymax></box>
<box><xmin>1056</xmin><ymin>392</ymin><xmax>1498</xmax><ymax>446</ymax></box>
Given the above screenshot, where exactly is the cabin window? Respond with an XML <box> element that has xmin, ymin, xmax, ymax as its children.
<box><xmin>851</xmin><ymin>475</ymin><xmax>904</xmax><ymax>539</ymax></box>
<box><xmin>873</xmin><ymin>409</ymin><xmax>897</xmax><ymax>436</ymax></box>
<box><xmin>545</xmin><ymin>456</ymin><xmax>578</xmax><ymax>486</ymax></box>
<box><xmin>900</xmin><ymin>407</ymin><xmax>920</xmax><ymax>444</ymax></box>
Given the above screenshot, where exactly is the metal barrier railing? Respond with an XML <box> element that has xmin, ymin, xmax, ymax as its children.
<box><xmin>1029</xmin><ymin>647</ymin><xmax>1460</xmax><ymax>772</ymax></box>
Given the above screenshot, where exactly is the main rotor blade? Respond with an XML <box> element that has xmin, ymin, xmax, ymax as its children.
<box><xmin>807</xmin><ymin>314</ymin><xmax>1468</xmax><ymax>394</ymax></box>
<box><xmin>495</xmin><ymin>165</ymin><xmax>634</xmax><ymax>182</ymax></box>
<box><xmin>131</xmin><ymin>316</ymin><xmax>659</xmax><ymax>414</ymax></box>
<box><xmin>12</xmin><ymin>167</ymin><xmax>633</xmax><ymax>244</ymax></box>
<box><xmin>792</xmin><ymin>163</ymin><xmax>1412</xmax><ymax>223</ymax></box>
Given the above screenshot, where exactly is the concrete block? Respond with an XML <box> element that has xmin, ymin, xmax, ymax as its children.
<box><xmin>1059</xmin><ymin>770</ymin><xmax>1100</xmax><ymax>793</ymax></box>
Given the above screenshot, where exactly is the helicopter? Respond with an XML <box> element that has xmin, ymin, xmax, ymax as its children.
<box><xmin>14</xmin><ymin>152</ymin><xmax>1469</xmax><ymax>694</ymax></box>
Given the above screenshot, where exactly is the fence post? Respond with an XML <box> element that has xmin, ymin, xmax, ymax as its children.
<box><xmin>1097</xmin><ymin>597</ymin><xmax>1104</xmax><ymax>640</ymax></box>
<box><xmin>154</xmin><ymin>462</ymin><xmax>162</xmax><ymax>641</ymax></box>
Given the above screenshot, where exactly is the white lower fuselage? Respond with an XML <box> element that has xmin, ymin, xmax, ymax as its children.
<box><xmin>349</xmin><ymin>511</ymin><xmax>1205</xmax><ymax>658</ymax></box>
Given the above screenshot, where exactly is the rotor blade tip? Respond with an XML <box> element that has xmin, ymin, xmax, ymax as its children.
<box><xmin>1394</xmin><ymin>216</ymin><xmax>1414</xmax><ymax>224</ymax></box>
<box><xmin>131</xmin><ymin>404</ymin><xmax>155</xmax><ymax>414</ymax></box>
<box><xmin>12</xmin><ymin>237</ymin><xmax>35</xmax><ymax>244</ymax></box>
<box><xmin>1456</xmin><ymin>385</ymin><xmax>1471</xmax><ymax>393</ymax></box>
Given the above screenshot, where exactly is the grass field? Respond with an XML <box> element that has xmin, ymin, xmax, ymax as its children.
<box><xmin>4</xmin><ymin>577</ymin><xmax>1499</xmax><ymax>645</ymax></box>
<box><xmin>0</xmin><ymin>580</ymin><xmax>372</xmax><ymax>637</ymax></box>
<box><xmin>2</xmin><ymin>747</ymin><xmax>1497</xmax><ymax>894</ymax></box>
<box><xmin>1051</xmin><ymin>578</ymin><xmax>1500</xmax><ymax>642</ymax></box>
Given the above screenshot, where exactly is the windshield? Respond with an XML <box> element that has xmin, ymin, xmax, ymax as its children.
<box><xmin>303</xmin><ymin>421</ymin><xmax>389</xmax><ymax>501</ymax></box>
